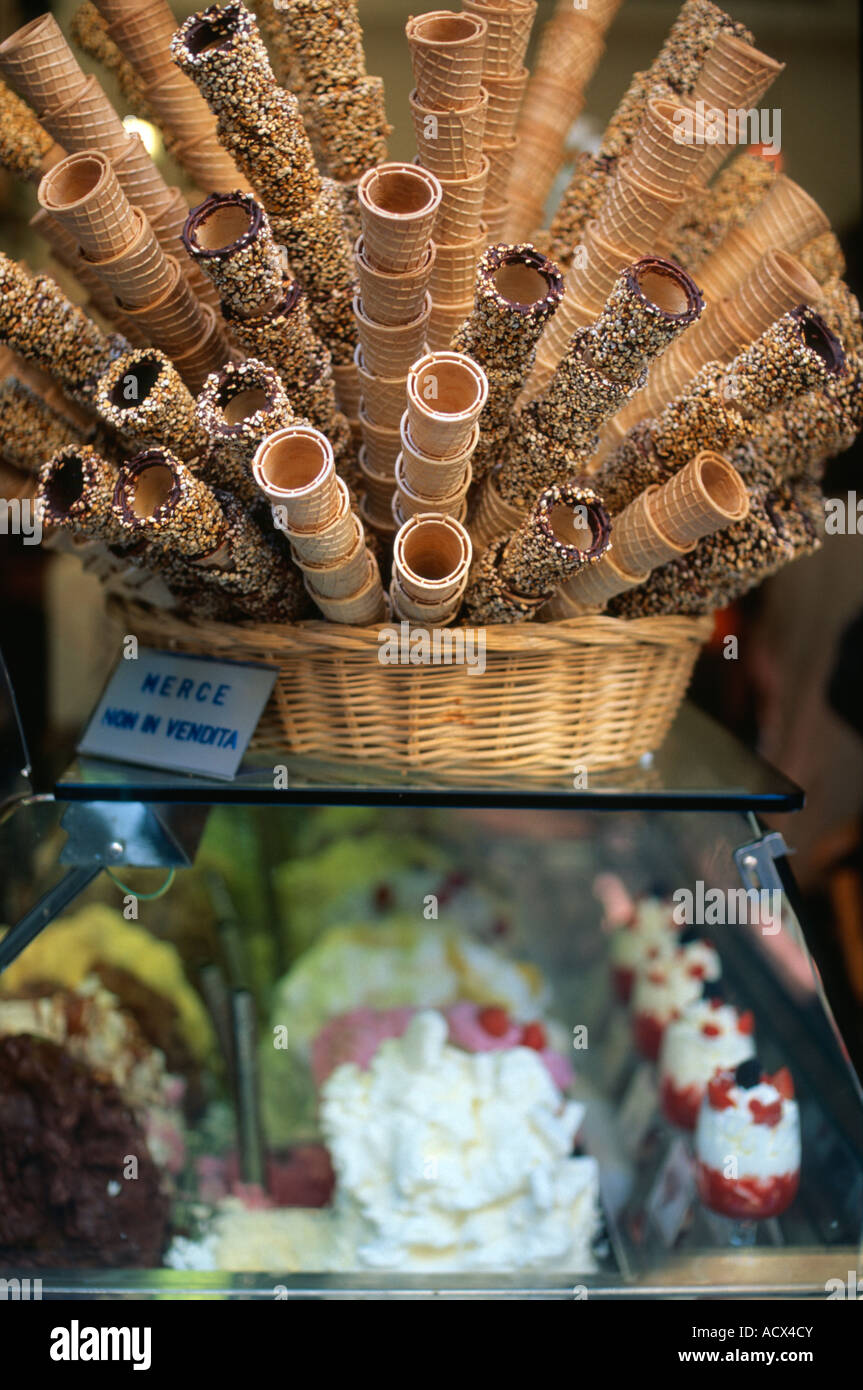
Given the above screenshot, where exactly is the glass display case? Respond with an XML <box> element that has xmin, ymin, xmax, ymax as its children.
<box><xmin>1</xmin><ymin>702</ymin><xmax>861</xmax><ymax>1300</ymax></box>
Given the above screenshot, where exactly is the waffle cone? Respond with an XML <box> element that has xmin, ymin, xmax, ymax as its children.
<box><xmin>359</xmin><ymin>491</ymin><xmax>399</xmax><ymax>535</ymax></box>
<box><xmin>389</xmin><ymin>574</ymin><xmax>463</xmax><ymax>624</ymax></box>
<box><xmin>534</xmin><ymin>12</ymin><xmax>605</xmax><ymax>86</ymax></box>
<box><xmin>359</xmin><ymin>447</ymin><xmax>397</xmax><ymax>509</ymax></box>
<box><xmin>484</xmin><ymin>137</ymin><xmax>517</xmax><ymax>207</ymax></box>
<box><xmin>355</xmin><ymin>348</ymin><xmax>408</xmax><ymax>428</ymax></box>
<box><xmin>434</xmin><ymin>157</ymin><xmax>489</xmax><ymax>242</ymax></box>
<box><xmin>483</xmin><ymin>67</ymin><xmax>528</xmax><ymax>141</ymax></box>
<box><xmin>611</xmin><ymin>486</ymin><xmax>695</xmax><ymax>574</ymax></box>
<box><xmin>629</xmin><ymin>97</ymin><xmax>711</xmax><ymax>196</ymax></box>
<box><xmin>399</xmin><ymin>415</ymin><xmax>478</xmax><ymax>498</ymax></box>
<box><xmin>148</xmin><ymin>69</ymin><xmax>217</xmax><ymax>143</ymax></box>
<box><xmin>147</xmin><ymin>187</ymin><xmax>221</xmax><ymax>310</ymax></box>
<box><xmin>331</xmin><ymin>360</ymin><xmax>363</xmax><ymax>418</ymax></box>
<box><xmin>355</xmin><ymin>236</ymin><xmax>436</xmax><ymax>326</ymax></box>
<box><xmin>427</xmin><ymin>299</ymin><xmax>474</xmax><ymax>350</ymax></box>
<box><xmin>306</xmin><ymin>552</ymin><xmax>386</xmax><ymax>626</ymax></box>
<box><xmin>170</xmin><ymin>304</ymin><xmax>232</xmax><ymax>394</ymax></box>
<box><xmin>598</xmin><ymin>161</ymin><xmax>685</xmax><ymax>258</ymax></box>
<box><xmin>576</xmin><ymin>221</ymin><xmax>635</xmax><ymax>314</ymax></box>
<box><xmin>253</xmin><ymin>425</ymin><xmax>340</xmax><ymax>531</ymax></box>
<box><xmin>407</xmin><ymin>351</ymin><xmax>488</xmax><ymax>457</ymax></box>
<box><xmin>468</xmin><ymin>468</ymin><xmax>523</xmax><ymax>548</ymax></box>
<box><xmin>107</xmin><ymin>6</ymin><xmax>179</xmax><ymax>85</ymax></box>
<box><xmin>744</xmin><ymin>176</ymin><xmax>831</xmax><ymax>257</ymax></box>
<box><xmin>295</xmin><ymin>528</ymin><xmax>371</xmax><ymax>600</ymax></box>
<box><xmin>695</xmin><ymin>34</ymin><xmax>785</xmax><ymax>111</ymax></box>
<box><xmin>81</xmin><ymin>205</ymin><xmax>173</xmax><ymax>308</ymax></box>
<box><xmin>527</xmin><ymin>290</ymin><xmax>598</xmax><ymax>393</ymax></box>
<box><xmin>283</xmin><ymin>478</ymin><xmax>356</xmax><ymax>563</ymax></box>
<box><xmin>0</xmin><ymin>14</ymin><xmax>85</xmax><ymax>117</ymax></box>
<box><xmin>411</xmin><ymin>87</ymin><xmax>487</xmax><ymax>179</ymax></box>
<box><xmin>42</xmin><ymin>74</ymin><xmax>129</xmax><ymax>160</ymax></box>
<box><xmin>354</xmin><ymin>292</ymin><xmax>432</xmax><ymax>377</ymax></box>
<box><xmin>698</xmin><ymin>225</ymin><xmax>763</xmax><ymax>299</ymax></box>
<box><xmin>464</xmin><ymin>0</ymin><xmax>536</xmax><ymax>78</ymax></box>
<box><xmin>429</xmin><ymin>226</ymin><xmax>485</xmax><ymax>303</ymax></box>
<box><xmin>393</xmin><ymin>511</ymin><xmax>473</xmax><ymax>602</ymax></box>
<box><xmin>545</xmin><ymin>549</ymin><xmax>648</xmax><ymax>617</ymax></box>
<box><xmin>358</xmin><ymin>163</ymin><xmax>442</xmax><ymax>273</ymax></box>
<box><xmin>407</xmin><ymin>11</ymin><xmax>488</xmax><ymax>112</ymax></box>
<box><xmin>123</xmin><ymin>255</ymin><xmax>207</xmax><ymax>353</ymax></box>
<box><xmin>649</xmin><ymin>451</ymin><xmax>750</xmax><ymax>547</ymax></box>
<box><xmin>39</xmin><ymin>151</ymin><xmax>137</xmax><ymax>259</ymax></box>
<box><xmin>685</xmin><ymin>298</ymin><xmax>749</xmax><ymax>365</ymax></box>
<box><xmin>173</xmin><ymin>134</ymin><xmax>249</xmax><ymax>196</ymax></box>
<box><xmin>482</xmin><ymin>204</ymin><xmax>508</xmax><ymax>239</ymax></box>
<box><xmin>111</xmin><ymin>133</ymin><xmax>174</xmax><ymax>224</ymax></box>
<box><xmin>359</xmin><ymin>407</ymin><xmax>401</xmax><ymax>474</ymax></box>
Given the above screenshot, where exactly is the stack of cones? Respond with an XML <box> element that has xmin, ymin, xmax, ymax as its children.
<box><xmin>395</xmin><ymin>351</ymin><xmax>488</xmax><ymax>527</ymax></box>
<box><xmin>504</xmin><ymin>0</ymin><xmax>619</xmax><ymax>241</ymax></box>
<box><xmin>407</xmin><ymin>10</ymin><xmax>490</xmax><ymax>350</ymax></box>
<box><xmin>391</xmin><ymin>512</ymin><xmax>472</xmax><ymax>626</ymax></box>
<box><xmin>38</xmin><ymin>152</ymin><xmax>229</xmax><ymax>393</ymax></box>
<box><xmin>95</xmin><ymin>346</ymin><xmax>207</xmax><ymax>458</ymax></box>
<box><xmin>461</xmin><ymin>0</ymin><xmax>538</xmax><ymax>241</ymax></box>
<box><xmin>697</xmin><ymin>174</ymin><xmax>832</xmax><ymax>301</ymax></box>
<box><xmin>353</xmin><ymin>163</ymin><xmax>440</xmax><ymax>538</ymax></box>
<box><xmin>252</xmin><ymin>423</ymin><xmax>385</xmax><ymax>624</ymax></box>
<box><xmin>688</xmin><ymin>33</ymin><xmax>785</xmax><ymax>189</ymax></box>
<box><xmin>546</xmin><ymin>452</ymin><xmax>749</xmax><ymax>618</ymax></box>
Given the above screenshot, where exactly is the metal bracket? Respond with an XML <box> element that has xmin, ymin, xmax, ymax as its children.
<box><xmin>734</xmin><ymin>830</ymin><xmax>793</xmax><ymax>896</ymax></box>
<box><xmin>58</xmin><ymin>800</ymin><xmax>209</xmax><ymax>868</ymax></box>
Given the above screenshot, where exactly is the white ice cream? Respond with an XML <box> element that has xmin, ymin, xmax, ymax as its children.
<box><xmin>695</xmin><ymin>1081</ymin><xmax>801</xmax><ymax>1179</ymax></box>
<box><xmin>659</xmin><ymin>1001</ymin><xmax>755</xmax><ymax>1090</ymax></box>
<box><xmin>609</xmin><ymin>897</ymin><xmax>677</xmax><ymax>973</ymax></box>
<box><xmin>631</xmin><ymin>941</ymin><xmax>722</xmax><ymax>1023</ymax></box>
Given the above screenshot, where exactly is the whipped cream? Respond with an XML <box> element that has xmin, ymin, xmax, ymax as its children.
<box><xmin>320</xmin><ymin>1011</ymin><xmax>599</xmax><ymax>1271</ymax></box>
<box><xmin>659</xmin><ymin>1001</ymin><xmax>755</xmax><ymax>1090</ymax></box>
<box><xmin>609</xmin><ymin>898</ymin><xmax>677</xmax><ymax>972</ymax></box>
<box><xmin>631</xmin><ymin>941</ymin><xmax>721</xmax><ymax>1023</ymax></box>
<box><xmin>695</xmin><ymin>1081</ymin><xmax>801</xmax><ymax>1179</ymax></box>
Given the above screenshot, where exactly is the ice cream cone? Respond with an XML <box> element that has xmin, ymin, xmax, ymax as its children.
<box><xmin>629</xmin><ymin>97</ymin><xmax>711</xmax><ymax>196</ymax></box>
<box><xmin>354</xmin><ymin>292</ymin><xmax>432</xmax><ymax>378</ymax></box>
<box><xmin>427</xmin><ymin>299</ymin><xmax>475</xmax><ymax>351</ymax></box>
<box><xmin>282</xmin><ymin>475</ymin><xmax>356</xmax><ymax>563</ymax></box>
<box><xmin>483</xmin><ymin>67</ymin><xmax>528</xmax><ymax>142</ymax></box>
<box><xmin>123</xmin><ymin>254</ymin><xmax>207</xmax><ymax>353</ymax></box>
<box><xmin>697</xmin><ymin>224</ymin><xmax>764</xmax><ymax>299</ymax></box>
<box><xmin>732</xmin><ymin>250</ymin><xmax>822</xmax><ymax>335</ymax></box>
<box><xmin>331</xmin><ymin>360</ymin><xmax>363</xmax><ymax>418</ymax></box>
<box><xmin>170</xmin><ymin>304</ymin><xmax>232</xmax><ymax>394</ymax></box>
<box><xmin>544</xmin><ymin>549</ymin><xmax>648</xmax><ymax>618</ymax></box>
<box><xmin>576</xmin><ymin>220</ymin><xmax>634</xmax><ymax>314</ymax></box>
<box><xmin>398</xmin><ymin>416</ymin><xmax>477</xmax><ymax>498</ymax></box>
<box><xmin>0</xmin><ymin>14</ymin><xmax>86</xmax><ymax>117</ymax></box>
<box><xmin>107</xmin><ymin>5</ymin><xmax>179</xmax><ymax>85</ymax></box>
<box><xmin>393</xmin><ymin>511</ymin><xmax>472</xmax><ymax>604</ymax></box>
<box><xmin>463</xmin><ymin>0</ymin><xmax>536</xmax><ymax>79</ymax></box>
<box><xmin>406</xmin><ymin>11</ymin><xmax>488</xmax><ymax>112</ymax></box>
<box><xmin>294</xmin><ymin>525</ymin><xmax>371</xmax><ymax>600</ymax></box>
<box><xmin>429</xmin><ymin>226</ymin><xmax>486</xmax><ymax>303</ymax></box>
<box><xmin>395</xmin><ymin>467</ymin><xmax>471</xmax><ymax>521</ymax></box>
<box><xmin>38</xmin><ymin>150</ymin><xmax>137</xmax><ymax>259</ymax></box>
<box><xmin>482</xmin><ymin>204</ymin><xmax>507</xmax><ymax>240</ymax></box>
<box><xmin>694</xmin><ymin>33</ymin><xmax>784</xmax><ymax>111</ymax></box>
<box><xmin>610</xmin><ymin>485</ymin><xmax>696</xmax><ymax>574</ymax></box>
<box><xmin>743</xmin><ymin>175</ymin><xmax>831</xmax><ymax>256</ymax></box>
<box><xmin>93</xmin><ymin>0</ymin><xmax>160</xmax><ymax>19</ymax></box>
<box><xmin>467</xmin><ymin>467</ymin><xmax>522</xmax><ymax>548</ymax></box>
<box><xmin>110</xmin><ymin>132</ymin><xmax>174</xmax><ymax>225</ymax></box>
<box><xmin>354</xmin><ymin>235</ymin><xmax>435</xmax><ymax>326</ymax></box>
<box><xmin>389</xmin><ymin>574</ymin><xmax>463</xmax><ymax>625</ymax></box>
<box><xmin>41</xmin><ymin>74</ymin><xmax>129</xmax><ymax>161</ymax></box>
<box><xmin>410</xmin><ymin>87</ymin><xmax>487</xmax><ymax>179</ymax></box>
<box><xmin>184</xmin><ymin>190</ymin><xmax>284</xmax><ymax>317</ymax></box>
<box><xmin>307</xmin><ymin>76</ymin><xmax>390</xmax><ymax>185</ymax></box>
<box><xmin>683</xmin><ymin>298</ymin><xmax>750</xmax><ymax>365</ymax></box>
<box><xmin>434</xmin><ymin>157</ymin><xmax>490</xmax><ymax>242</ymax></box>
<box><xmin>253</xmin><ymin>424</ymin><xmax>340</xmax><ymax>531</ymax></box>
<box><xmin>528</xmin><ymin>289</ymin><xmax>600</xmax><ymax>395</ymax></box>
<box><xmin>81</xmin><ymin>206</ymin><xmax>173</xmax><ymax>309</ymax></box>
<box><xmin>407</xmin><ymin>351</ymin><xmax>488</xmax><ymax>457</ymax></box>
<box><xmin>517</xmin><ymin>84</ymin><xmax>577</xmax><ymax>145</ymax></box>
<box><xmin>358</xmin><ymin>163</ymin><xmax>442</xmax><ymax>273</ymax></box>
<box><xmin>173</xmin><ymin>132</ymin><xmax>248</xmax><ymax>195</ymax></box>
<box><xmin>359</xmin><ymin>447</ymin><xmax>397</xmax><ymax>509</ymax></box>
<box><xmin>359</xmin><ymin>407</ymin><xmax>401</xmax><ymax>474</ymax></box>
<box><xmin>305</xmin><ymin>550</ymin><xmax>386</xmax><ymax>625</ymax></box>
<box><xmin>146</xmin><ymin>186</ymin><xmax>221</xmax><ymax>310</ymax></box>
<box><xmin>483</xmin><ymin>137</ymin><xmax>517</xmax><ymax>208</ymax></box>
<box><xmin>148</xmin><ymin>68</ymin><xmax>218</xmax><ymax>143</ymax></box>
<box><xmin>648</xmin><ymin>451</ymin><xmax>750</xmax><ymax>547</ymax></box>
<box><xmin>355</xmin><ymin>347</ymin><xmax>409</xmax><ymax>428</ymax></box>
<box><xmin>96</xmin><ymin>345</ymin><xmax>207</xmax><ymax>457</ymax></box>
<box><xmin>598</xmin><ymin>161</ymin><xmax>685</xmax><ymax>258</ymax></box>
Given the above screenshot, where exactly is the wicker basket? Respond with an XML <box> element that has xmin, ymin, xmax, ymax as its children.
<box><xmin>109</xmin><ymin>598</ymin><xmax>711</xmax><ymax>778</ymax></box>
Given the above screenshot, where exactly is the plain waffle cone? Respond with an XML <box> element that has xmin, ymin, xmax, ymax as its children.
<box><xmin>484</xmin><ymin>137</ymin><xmax>517</xmax><ymax>207</ymax></box>
<box><xmin>694</xmin><ymin>33</ymin><xmax>785</xmax><ymax>111</ymax></box>
<box><xmin>283</xmin><ymin>477</ymin><xmax>356</xmax><ymax>564</ymax></box>
<box><xmin>528</xmin><ymin>292</ymin><xmax>597</xmax><ymax>394</ymax></box>
<box><xmin>42</xmin><ymin>74</ymin><xmax>129</xmax><ymax>161</ymax></box>
<box><xmin>468</xmin><ymin>468</ymin><xmax>523</xmax><ymax>548</ymax></box>
<box><xmin>394</xmin><ymin>511</ymin><xmax>472</xmax><ymax>602</ymax></box>
<box><xmin>698</xmin><ymin>224</ymin><xmax>763</xmax><ymax>299</ymax></box>
<box><xmin>254</xmin><ymin>425</ymin><xmax>340</xmax><ymax>530</ymax></box>
<box><xmin>576</xmin><ymin>221</ymin><xmax>634</xmax><ymax>314</ymax></box>
<box><xmin>399</xmin><ymin>414</ymin><xmax>478</xmax><ymax>497</ymax></box>
<box><xmin>123</xmin><ymin>255</ymin><xmax>207</xmax><ymax>353</ymax></box>
<box><xmin>482</xmin><ymin>204</ymin><xmax>508</xmax><ymax>240</ymax></box>
<box><xmin>111</xmin><ymin>133</ymin><xmax>174</xmax><ymax>224</ymax></box>
<box><xmin>544</xmin><ymin>549</ymin><xmax>648</xmax><ymax>618</ymax></box>
<box><xmin>331</xmin><ymin>360</ymin><xmax>363</xmax><ymax>418</ymax></box>
<box><xmin>306</xmin><ymin>552</ymin><xmax>386</xmax><ymax>626</ymax></box>
<box><xmin>39</xmin><ymin>151</ymin><xmax>137</xmax><ymax>259</ymax></box>
<box><xmin>170</xmin><ymin>304</ymin><xmax>232</xmax><ymax>394</ymax></box>
<box><xmin>731</xmin><ymin>250</ymin><xmax>822</xmax><ymax>338</ymax></box>
<box><xmin>173</xmin><ymin>133</ymin><xmax>249</xmax><ymax>196</ymax></box>
<box><xmin>685</xmin><ymin>298</ymin><xmax>750</xmax><ymax>365</ymax></box>
<box><xmin>359</xmin><ymin>491</ymin><xmax>399</xmax><ymax>536</ymax></box>
<box><xmin>407</xmin><ymin>350</ymin><xmax>487</xmax><ymax>457</ymax></box>
<box><xmin>411</xmin><ymin>87</ymin><xmax>487</xmax><ymax>179</ymax></box>
<box><xmin>743</xmin><ymin>175</ymin><xmax>831</xmax><ymax>257</ymax></box>
<box><xmin>0</xmin><ymin>14</ymin><xmax>86</xmax><ymax>117</ymax></box>
<box><xmin>148</xmin><ymin>69</ymin><xmax>218</xmax><ymax>143</ymax></box>
<box><xmin>407</xmin><ymin>11</ymin><xmax>488</xmax><ymax>112</ymax></box>
<box><xmin>354</xmin><ymin>236</ymin><xmax>436</xmax><ymax>326</ymax></box>
<box><xmin>427</xmin><ymin>300</ymin><xmax>475</xmax><ymax>350</ymax></box>
<box><xmin>389</xmin><ymin>574</ymin><xmax>462</xmax><ymax>624</ymax></box>
<box><xmin>629</xmin><ymin>97</ymin><xmax>711</xmax><ymax>196</ymax></box>
<box><xmin>611</xmin><ymin>486</ymin><xmax>695</xmax><ymax>575</ymax></box>
<box><xmin>107</xmin><ymin>5</ymin><xmax>179</xmax><ymax>85</ymax></box>
<box><xmin>82</xmin><ymin>205</ymin><xmax>173</xmax><ymax>308</ymax></box>
<box><xmin>355</xmin><ymin>348</ymin><xmax>409</xmax><ymax>428</ymax></box>
<box><xmin>649</xmin><ymin>451</ymin><xmax>750</xmax><ymax>548</ymax></box>
<box><xmin>359</xmin><ymin>407</ymin><xmax>401</xmax><ymax>474</ymax></box>
<box><xmin>483</xmin><ymin>67</ymin><xmax>528</xmax><ymax>141</ymax></box>
<box><xmin>434</xmin><ymin>157</ymin><xmax>490</xmax><ymax>242</ymax></box>
<box><xmin>354</xmin><ymin>292</ymin><xmax>432</xmax><ymax>377</ymax></box>
<box><xmin>148</xmin><ymin>188</ymin><xmax>221</xmax><ymax>311</ymax></box>
<box><xmin>295</xmin><ymin>528</ymin><xmax>371</xmax><ymax>600</ymax></box>
<box><xmin>358</xmin><ymin>163</ymin><xmax>442</xmax><ymax>273</ymax></box>
<box><xmin>359</xmin><ymin>447</ymin><xmax>398</xmax><ymax>507</ymax></box>
<box><xmin>429</xmin><ymin>226</ymin><xmax>485</xmax><ymax>303</ymax></box>
<box><xmin>463</xmin><ymin>0</ymin><xmax>536</xmax><ymax>79</ymax></box>
<box><xmin>599</xmin><ymin>161</ymin><xmax>685</xmax><ymax>258</ymax></box>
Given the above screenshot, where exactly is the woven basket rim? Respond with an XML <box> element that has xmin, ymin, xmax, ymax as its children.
<box><xmin>108</xmin><ymin>596</ymin><xmax>714</xmax><ymax>654</ymax></box>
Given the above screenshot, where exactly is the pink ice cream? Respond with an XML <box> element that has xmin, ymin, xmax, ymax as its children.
<box><xmin>195</xmin><ymin>1145</ymin><xmax>335</xmax><ymax>1208</ymax></box>
<box><xmin>444</xmin><ymin>1003</ymin><xmax>575</xmax><ymax>1090</ymax></box>
<box><xmin>310</xmin><ymin>1007</ymin><xmax>416</xmax><ymax>1086</ymax></box>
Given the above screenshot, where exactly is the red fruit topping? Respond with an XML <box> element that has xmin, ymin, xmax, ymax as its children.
<box><xmin>737</xmin><ymin>1010</ymin><xmax>755</xmax><ymax>1035</ymax></box>
<box><xmin>701</xmin><ymin>1022</ymin><xmax>721</xmax><ymax>1037</ymax></box>
<box><xmin>749</xmin><ymin>1097</ymin><xmax>783</xmax><ymax>1127</ymax></box>
<box><xmin>688</xmin><ymin>962</ymin><xmax>706</xmax><ymax>979</ymax></box>
<box><xmin>710</xmin><ymin>997</ymin><xmax>723</xmax><ymax>1010</ymax></box>
<box><xmin>520</xmin><ymin>1022</ymin><xmax>547</xmax><ymax>1051</ymax></box>
<box><xmin>647</xmin><ymin>968</ymin><xmax>666</xmax><ymax>985</ymax></box>
<box><xmin>707</xmin><ymin>1072</ymin><xmax>736</xmax><ymax>1109</ymax></box>
<box><xmin>478</xmin><ymin>1006</ymin><xmax>510</xmax><ymax>1037</ymax></box>
<box><xmin>772</xmin><ymin>1066</ymin><xmax>795</xmax><ymax>1100</ymax></box>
